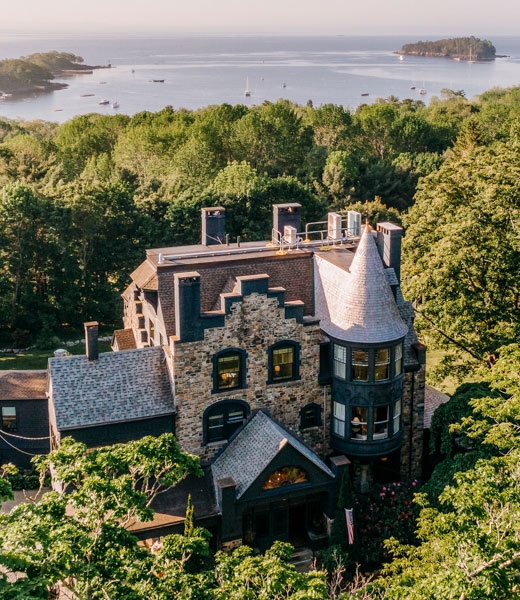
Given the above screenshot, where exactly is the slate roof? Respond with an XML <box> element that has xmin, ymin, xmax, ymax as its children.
<box><xmin>314</xmin><ymin>226</ymin><xmax>408</xmax><ymax>344</ymax></box>
<box><xmin>112</xmin><ymin>328</ymin><xmax>137</xmax><ymax>351</ymax></box>
<box><xmin>424</xmin><ymin>385</ymin><xmax>450</xmax><ymax>429</ymax></box>
<box><xmin>49</xmin><ymin>347</ymin><xmax>174</xmax><ymax>430</ymax></box>
<box><xmin>212</xmin><ymin>410</ymin><xmax>333</xmax><ymax>499</ymax></box>
<box><xmin>0</xmin><ymin>370</ymin><xmax>47</xmax><ymax>400</ymax></box>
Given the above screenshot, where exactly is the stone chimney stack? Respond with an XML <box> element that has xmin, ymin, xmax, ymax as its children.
<box><xmin>84</xmin><ymin>321</ymin><xmax>99</xmax><ymax>361</ymax></box>
<box><xmin>376</xmin><ymin>222</ymin><xmax>403</xmax><ymax>282</ymax></box>
<box><xmin>201</xmin><ymin>207</ymin><xmax>226</xmax><ymax>245</ymax></box>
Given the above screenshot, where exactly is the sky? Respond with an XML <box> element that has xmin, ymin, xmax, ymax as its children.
<box><xmin>2</xmin><ymin>0</ymin><xmax>520</xmax><ymax>35</ymax></box>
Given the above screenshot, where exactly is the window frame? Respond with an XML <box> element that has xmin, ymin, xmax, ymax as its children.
<box><xmin>300</xmin><ymin>403</ymin><xmax>322</xmax><ymax>430</ymax></box>
<box><xmin>332</xmin><ymin>401</ymin><xmax>346</xmax><ymax>437</ymax></box>
<box><xmin>372</xmin><ymin>405</ymin><xmax>390</xmax><ymax>440</ymax></box>
<box><xmin>212</xmin><ymin>348</ymin><xmax>247</xmax><ymax>393</ymax></box>
<box><xmin>203</xmin><ymin>400</ymin><xmax>250</xmax><ymax>444</ymax></box>
<box><xmin>267</xmin><ymin>341</ymin><xmax>300</xmax><ymax>385</ymax></box>
<box><xmin>374</xmin><ymin>347</ymin><xmax>391</xmax><ymax>381</ymax></box>
<box><xmin>333</xmin><ymin>344</ymin><xmax>347</xmax><ymax>380</ymax></box>
<box><xmin>394</xmin><ymin>343</ymin><xmax>403</xmax><ymax>376</ymax></box>
<box><xmin>1</xmin><ymin>406</ymin><xmax>17</xmax><ymax>432</ymax></box>
<box><xmin>351</xmin><ymin>348</ymin><xmax>369</xmax><ymax>382</ymax></box>
<box><xmin>350</xmin><ymin>405</ymin><xmax>369</xmax><ymax>440</ymax></box>
<box><xmin>392</xmin><ymin>398</ymin><xmax>402</xmax><ymax>435</ymax></box>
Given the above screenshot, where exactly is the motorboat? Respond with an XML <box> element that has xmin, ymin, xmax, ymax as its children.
<box><xmin>98</xmin><ymin>99</ymin><xmax>109</xmax><ymax>105</ymax></box>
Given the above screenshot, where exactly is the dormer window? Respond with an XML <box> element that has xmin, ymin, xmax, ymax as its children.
<box><xmin>352</xmin><ymin>349</ymin><xmax>369</xmax><ymax>382</ymax></box>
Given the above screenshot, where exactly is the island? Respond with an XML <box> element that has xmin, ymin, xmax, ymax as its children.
<box><xmin>398</xmin><ymin>36</ymin><xmax>496</xmax><ymax>61</ymax></box>
<box><xmin>0</xmin><ymin>51</ymin><xmax>108</xmax><ymax>97</ymax></box>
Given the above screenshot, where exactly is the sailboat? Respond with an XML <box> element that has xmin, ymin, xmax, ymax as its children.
<box><xmin>419</xmin><ymin>80</ymin><xmax>426</xmax><ymax>95</ymax></box>
<box><xmin>112</xmin><ymin>100</ymin><xmax>119</xmax><ymax>109</ymax></box>
<box><xmin>468</xmin><ymin>48</ymin><xmax>476</xmax><ymax>64</ymax></box>
<box><xmin>244</xmin><ymin>77</ymin><xmax>251</xmax><ymax>97</ymax></box>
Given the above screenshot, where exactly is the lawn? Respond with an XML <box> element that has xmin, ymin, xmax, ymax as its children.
<box><xmin>426</xmin><ymin>348</ymin><xmax>473</xmax><ymax>395</ymax></box>
<box><xmin>0</xmin><ymin>341</ymin><xmax>113</xmax><ymax>370</ymax></box>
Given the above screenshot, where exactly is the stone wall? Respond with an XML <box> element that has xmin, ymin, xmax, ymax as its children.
<box><xmin>399</xmin><ymin>364</ymin><xmax>425</xmax><ymax>481</ymax></box>
<box><xmin>171</xmin><ymin>290</ymin><xmax>330</xmax><ymax>462</ymax></box>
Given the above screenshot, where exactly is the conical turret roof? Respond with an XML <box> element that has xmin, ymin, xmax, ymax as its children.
<box><xmin>314</xmin><ymin>225</ymin><xmax>408</xmax><ymax>344</ymax></box>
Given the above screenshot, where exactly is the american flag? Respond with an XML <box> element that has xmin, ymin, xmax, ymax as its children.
<box><xmin>345</xmin><ymin>508</ymin><xmax>354</xmax><ymax>544</ymax></box>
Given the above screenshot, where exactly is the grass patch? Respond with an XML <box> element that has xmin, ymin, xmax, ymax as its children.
<box><xmin>426</xmin><ymin>349</ymin><xmax>474</xmax><ymax>395</ymax></box>
<box><xmin>0</xmin><ymin>341</ymin><xmax>113</xmax><ymax>370</ymax></box>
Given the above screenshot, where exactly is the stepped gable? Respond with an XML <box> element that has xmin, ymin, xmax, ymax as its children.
<box><xmin>49</xmin><ymin>346</ymin><xmax>174</xmax><ymax>430</ymax></box>
<box><xmin>212</xmin><ymin>410</ymin><xmax>333</xmax><ymax>499</ymax></box>
<box><xmin>315</xmin><ymin>224</ymin><xmax>408</xmax><ymax>344</ymax></box>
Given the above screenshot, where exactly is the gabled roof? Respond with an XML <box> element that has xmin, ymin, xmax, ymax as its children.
<box><xmin>314</xmin><ymin>226</ymin><xmax>408</xmax><ymax>344</ymax></box>
<box><xmin>0</xmin><ymin>370</ymin><xmax>47</xmax><ymax>400</ymax></box>
<box><xmin>49</xmin><ymin>347</ymin><xmax>174</xmax><ymax>430</ymax></box>
<box><xmin>424</xmin><ymin>385</ymin><xmax>450</xmax><ymax>429</ymax></box>
<box><xmin>130</xmin><ymin>260</ymin><xmax>158</xmax><ymax>290</ymax></box>
<box><xmin>212</xmin><ymin>410</ymin><xmax>333</xmax><ymax>499</ymax></box>
<box><xmin>112</xmin><ymin>328</ymin><xmax>137</xmax><ymax>351</ymax></box>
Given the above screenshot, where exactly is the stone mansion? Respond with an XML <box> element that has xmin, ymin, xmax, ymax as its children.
<box><xmin>41</xmin><ymin>204</ymin><xmax>426</xmax><ymax>550</ymax></box>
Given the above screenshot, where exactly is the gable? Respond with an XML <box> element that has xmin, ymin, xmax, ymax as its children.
<box><xmin>239</xmin><ymin>441</ymin><xmax>334</xmax><ymax>502</ymax></box>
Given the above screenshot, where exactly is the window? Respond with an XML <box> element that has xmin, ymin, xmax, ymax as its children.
<box><xmin>262</xmin><ymin>466</ymin><xmax>308</xmax><ymax>490</ymax></box>
<box><xmin>375</xmin><ymin>348</ymin><xmax>390</xmax><ymax>381</ymax></box>
<box><xmin>333</xmin><ymin>401</ymin><xmax>345</xmax><ymax>437</ymax></box>
<box><xmin>204</xmin><ymin>401</ymin><xmax>249</xmax><ymax>443</ymax></box>
<box><xmin>352</xmin><ymin>349</ymin><xmax>369</xmax><ymax>382</ymax></box>
<box><xmin>373</xmin><ymin>406</ymin><xmax>389</xmax><ymax>440</ymax></box>
<box><xmin>149</xmin><ymin>321</ymin><xmax>155</xmax><ymax>345</ymax></box>
<box><xmin>393</xmin><ymin>399</ymin><xmax>401</xmax><ymax>434</ymax></box>
<box><xmin>395</xmin><ymin>344</ymin><xmax>403</xmax><ymax>375</ymax></box>
<box><xmin>272</xmin><ymin>345</ymin><xmax>295</xmax><ymax>381</ymax></box>
<box><xmin>350</xmin><ymin>406</ymin><xmax>368</xmax><ymax>440</ymax></box>
<box><xmin>216</xmin><ymin>352</ymin><xmax>242</xmax><ymax>391</ymax></box>
<box><xmin>333</xmin><ymin>344</ymin><xmax>347</xmax><ymax>379</ymax></box>
<box><xmin>300</xmin><ymin>403</ymin><xmax>322</xmax><ymax>429</ymax></box>
<box><xmin>1</xmin><ymin>407</ymin><xmax>16</xmax><ymax>432</ymax></box>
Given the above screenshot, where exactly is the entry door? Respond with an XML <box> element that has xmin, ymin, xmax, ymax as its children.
<box><xmin>254</xmin><ymin>506</ymin><xmax>289</xmax><ymax>552</ymax></box>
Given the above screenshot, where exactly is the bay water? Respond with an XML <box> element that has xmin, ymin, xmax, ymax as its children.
<box><xmin>0</xmin><ymin>34</ymin><xmax>520</xmax><ymax>122</ymax></box>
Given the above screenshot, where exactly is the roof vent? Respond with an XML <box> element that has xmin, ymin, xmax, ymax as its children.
<box><xmin>54</xmin><ymin>349</ymin><xmax>68</xmax><ymax>358</ymax></box>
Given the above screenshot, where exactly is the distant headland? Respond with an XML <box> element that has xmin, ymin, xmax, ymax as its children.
<box><xmin>397</xmin><ymin>36</ymin><xmax>499</xmax><ymax>62</ymax></box>
<box><xmin>0</xmin><ymin>51</ymin><xmax>109</xmax><ymax>97</ymax></box>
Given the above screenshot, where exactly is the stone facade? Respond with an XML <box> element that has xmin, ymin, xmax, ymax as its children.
<box><xmin>170</xmin><ymin>288</ymin><xmax>330</xmax><ymax>462</ymax></box>
<box><xmin>399</xmin><ymin>364</ymin><xmax>425</xmax><ymax>481</ymax></box>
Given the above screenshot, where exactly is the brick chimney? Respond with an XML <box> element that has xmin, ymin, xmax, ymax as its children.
<box><xmin>272</xmin><ymin>203</ymin><xmax>301</xmax><ymax>242</ymax></box>
<box><xmin>84</xmin><ymin>321</ymin><xmax>99</xmax><ymax>361</ymax></box>
<box><xmin>201</xmin><ymin>207</ymin><xmax>225</xmax><ymax>245</ymax></box>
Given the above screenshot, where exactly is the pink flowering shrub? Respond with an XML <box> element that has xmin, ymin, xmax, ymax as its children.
<box><xmin>354</xmin><ymin>480</ymin><xmax>419</xmax><ymax>565</ymax></box>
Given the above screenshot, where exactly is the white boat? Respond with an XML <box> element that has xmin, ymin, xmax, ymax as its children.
<box><xmin>468</xmin><ymin>48</ymin><xmax>476</xmax><ymax>64</ymax></box>
<box><xmin>410</xmin><ymin>85</ymin><xmax>416</xmax><ymax>90</ymax></box>
<box><xmin>244</xmin><ymin>77</ymin><xmax>251</xmax><ymax>97</ymax></box>
<box><xmin>281</xmin><ymin>82</ymin><xmax>287</xmax><ymax>88</ymax></box>
<box><xmin>399</xmin><ymin>55</ymin><xmax>404</xmax><ymax>61</ymax></box>
<box><xmin>419</xmin><ymin>88</ymin><xmax>426</xmax><ymax>95</ymax></box>
<box><xmin>112</xmin><ymin>101</ymin><xmax>119</xmax><ymax>108</ymax></box>
<box><xmin>98</xmin><ymin>99</ymin><xmax>109</xmax><ymax>105</ymax></box>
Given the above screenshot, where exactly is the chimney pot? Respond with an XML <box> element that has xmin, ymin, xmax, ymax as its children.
<box><xmin>84</xmin><ymin>321</ymin><xmax>99</xmax><ymax>361</ymax></box>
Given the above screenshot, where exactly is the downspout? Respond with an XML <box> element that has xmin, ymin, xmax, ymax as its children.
<box><xmin>323</xmin><ymin>385</ymin><xmax>327</xmax><ymax>448</ymax></box>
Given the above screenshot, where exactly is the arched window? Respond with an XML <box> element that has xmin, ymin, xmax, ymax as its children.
<box><xmin>203</xmin><ymin>400</ymin><xmax>249</xmax><ymax>444</ymax></box>
<box><xmin>262</xmin><ymin>466</ymin><xmax>308</xmax><ymax>490</ymax></box>
<box><xmin>300</xmin><ymin>403</ymin><xmax>322</xmax><ymax>429</ymax></box>
<box><xmin>268</xmin><ymin>341</ymin><xmax>300</xmax><ymax>384</ymax></box>
<box><xmin>212</xmin><ymin>348</ymin><xmax>246</xmax><ymax>393</ymax></box>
